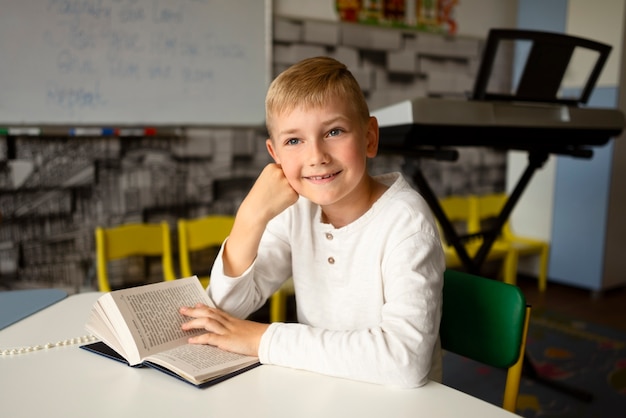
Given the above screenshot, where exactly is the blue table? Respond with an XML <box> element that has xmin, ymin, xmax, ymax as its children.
<box><xmin>0</xmin><ymin>288</ymin><xmax>68</xmax><ymax>330</ymax></box>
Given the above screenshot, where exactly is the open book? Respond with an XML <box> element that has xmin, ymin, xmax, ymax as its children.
<box><xmin>82</xmin><ymin>276</ymin><xmax>259</xmax><ymax>387</ymax></box>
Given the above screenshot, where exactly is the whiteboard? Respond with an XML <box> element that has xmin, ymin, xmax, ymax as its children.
<box><xmin>0</xmin><ymin>0</ymin><xmax>271</xmax><ymax>126</ymax></box>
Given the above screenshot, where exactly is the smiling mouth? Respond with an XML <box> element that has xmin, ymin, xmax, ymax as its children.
<box><xmin>305</xmin><ymin>171</ymin><xmax>342</xmax><ymax>181</ymax></box>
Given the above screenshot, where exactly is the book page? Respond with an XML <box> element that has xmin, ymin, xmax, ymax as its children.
<box><xmin>145</xmin><ymin>343</ymin><xmax>259</xmax><ymax>385</ymax></box>
<box><xmin>85</xmin><ymin>304</ymin><xmax>129</xmax><ymax>360</ymax></box>
<box><xmin>100</xmin><ymin>276</ymin><xmax>213</xmax><ymax>364</ymax></box>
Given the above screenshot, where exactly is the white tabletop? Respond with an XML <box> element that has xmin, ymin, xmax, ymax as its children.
<box><xmin>0</xmin><ymin>292</ymin><xmax>520</xmax><ymax>418</ymax></box>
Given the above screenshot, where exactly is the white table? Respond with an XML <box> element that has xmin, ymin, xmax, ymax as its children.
<box><xmin>0</xmin><ymin>292</ymin><xmax>520</xmax><ymax>418</ymax></box>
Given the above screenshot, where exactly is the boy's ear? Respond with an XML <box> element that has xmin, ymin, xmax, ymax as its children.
<box><xmin>266</xmin><ymin>138</ymin><xmax>280</xmax><ymax>163</ymax></box>
<box><xmin>365</xmin><ymin>116</ymin><xmax>380</xmax><ymax>158</ymax></box>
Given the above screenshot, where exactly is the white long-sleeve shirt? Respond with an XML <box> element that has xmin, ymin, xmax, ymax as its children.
<box><xmin>208</xmin><ymin>172</ymin><xmax>445</xmax><ymax>388</ymax></box>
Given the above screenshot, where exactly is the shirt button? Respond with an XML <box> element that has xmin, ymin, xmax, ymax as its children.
<box><xmin>325</xmin><ymin>233</ymin><xmax>333</xmax><ymax>240</ymax></box>
<box><xmin>328</xmin><ymin>257</ymin><xmax>335</xmax><ymax>264</ymax></box>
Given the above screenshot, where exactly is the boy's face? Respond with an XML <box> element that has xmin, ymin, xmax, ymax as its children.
<box><xmin>266</xmin><ymin>97</ymin><xmax>379</xmax><ymax>210</ymax></box>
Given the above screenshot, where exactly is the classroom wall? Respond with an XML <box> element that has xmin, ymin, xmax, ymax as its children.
<box><xmin>564</xmin><ymin>0</ymin><xmax>625</xmax><ymax>88</ymax></box>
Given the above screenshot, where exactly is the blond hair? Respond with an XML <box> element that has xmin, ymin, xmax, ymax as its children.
<box><xmin>265</xmin><ymin>56</ymin><xmax>370</xmax><ymax>135</ymax></box>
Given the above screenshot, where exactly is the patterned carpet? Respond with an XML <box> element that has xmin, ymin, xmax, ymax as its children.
<box><xmin>442</xmin><ymin>307</ymin><xmax>626</xmax><ymax>417</ymax></box>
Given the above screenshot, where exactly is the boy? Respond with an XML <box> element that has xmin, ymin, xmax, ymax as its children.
<box><xmin>180</xmin><ymin>56</ymin><xmax>445</xmax><ymax>388</ymax></box>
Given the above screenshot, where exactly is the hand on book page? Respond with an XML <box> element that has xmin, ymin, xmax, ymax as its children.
<box><xmin>83</xmin><ymin>276</ymin><xmax>259</xmax><ymax>387</ymax></box>
<box><xmin>180</xmin><ymin>303</ymin><xmax>270</xmax><ymax>357</ymax></box>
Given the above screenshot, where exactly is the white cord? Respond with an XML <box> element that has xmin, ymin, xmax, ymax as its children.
<box><xmin>0</xmin><ymin>335</ymin><xmax>98</xmax><ymax>356</ymax></box>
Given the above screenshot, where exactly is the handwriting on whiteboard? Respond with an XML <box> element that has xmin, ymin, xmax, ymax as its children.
<box><xmin>0</xmin><ymin>0</ymin><xmax>268</xmax><ymax>125</ymax></box>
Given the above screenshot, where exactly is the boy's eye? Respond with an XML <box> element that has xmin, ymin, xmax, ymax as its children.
<box><xmin>328</xmin><ymin>128</ymin><xmax>342</xmax><ymax>137</ymax></box>
<box><xmin>285</xmin><ymin>138</ymin><xmax>300</xmax><ymax>145</ymax></box>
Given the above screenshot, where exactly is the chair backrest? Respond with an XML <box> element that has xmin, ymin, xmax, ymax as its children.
<box><xmin>470</xmin><ymin>193</ymin><xmax>513</xmax><ymax>238</ymax></box>
<box><xmin>441</xmin><ymin>268</ymin><xmax>527</xmax><ymax>366</ymax></box>
<box><xmin>439</xmin><ymin>195</ymin><xmax>471</xmax><ymax>224</ymax></box>
<box><xmin>95</xmin><ymin>221</ymin><xmax>176</xmax><ymax>292</ymax></box>
<box><xmin>177</xmin><ymin>215</ymin><xmax>235</xmax><ymax>281</ymax></box>
<box><xmin>441</xmin><ymin>269</ymin><xmax>530</xmax><ymax>411</ymax></box>
<box><xmin>437</xmin><ymin>195</ymin><xmax>474</xmax><ymax>245</ymax></box>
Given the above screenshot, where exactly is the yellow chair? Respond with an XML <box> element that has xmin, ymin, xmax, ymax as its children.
<box><xmin>437</xmin><ymin>195</ymin><xmax>517</xmax><ymax>285</ymax></box>
<box><xmin>177</xmin><ymin>215</ymin><xmax>235</xmax><ymax>288</ymax></box>
<box><xmin>269</xmin><ymin>278</ymin><xmax>295</xmax><ymax>323</ymax></box>
<box><xmin>178</xmin><ymin>214</ymin><xmax>294</xmax><ymax>322</ymax></box>
<box><xmin>437</xmin><ymin>195</ymin><xmax>475</xmax><ymax>268</ymax></box>
<box><xmin>471</xmin><ymin>193</ymin><xmax>549</xmax><ymax>292</ymax></box>
<box><xmin>95</xmin><ymin>221</ymin><xmax>176</xmax><ymax>292</ymax></box>
<box><xmin>441</xmin><ymin>269</ymin><xmax>531</xmax><ymax>413</ymax></box>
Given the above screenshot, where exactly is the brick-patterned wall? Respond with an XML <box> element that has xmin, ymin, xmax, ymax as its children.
<box><xmin>0</xmin><ymin>17</ymin><xmax>509</xmax><ymax>292</ymax></box>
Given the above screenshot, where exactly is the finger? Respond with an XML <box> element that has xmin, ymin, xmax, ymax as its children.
<box><xmin>200</xmin><ymin>306</ymin><xmax>235</xmax><ymax>324</ymax></box>
<box><xmin>179</xmin><ymin>306</ymin><xmax>205</xmax><ymax>318</ymax></box>
<box><xmin>179</xmin><ymin>304</ymin><xmax>217</xmax><ymax>318</ymax></box>
<box><xmin>188</xmin><ymin>332</ymin><xmax>223</xmax><ymax>346</ymax></box>
<box><xmin>182</xmin><ymin>316</ymin><xmax>227</xmax><ymax>334</ymax></box>
<box><xmin>183</xmin><ymin>307</ymin><xmax>234</xmax><ymax>329</ymax></box>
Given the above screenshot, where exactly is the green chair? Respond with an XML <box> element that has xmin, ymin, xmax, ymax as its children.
<box><xmin>440</xmin><ymin>269</ymin><xmax>531</xmax><ymax>413</ymax></box>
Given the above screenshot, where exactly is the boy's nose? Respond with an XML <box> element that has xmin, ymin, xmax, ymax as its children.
<box><xmin>307</xmin><ymin>140</ymin><xmax>329</xmax><ymax>165</ymax></box>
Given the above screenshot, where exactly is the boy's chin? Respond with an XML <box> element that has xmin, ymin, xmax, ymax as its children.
<box><xmin>303</xmin><ymin>194</ymin><xmax>340</xmax><ymax>207</ymax></box>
